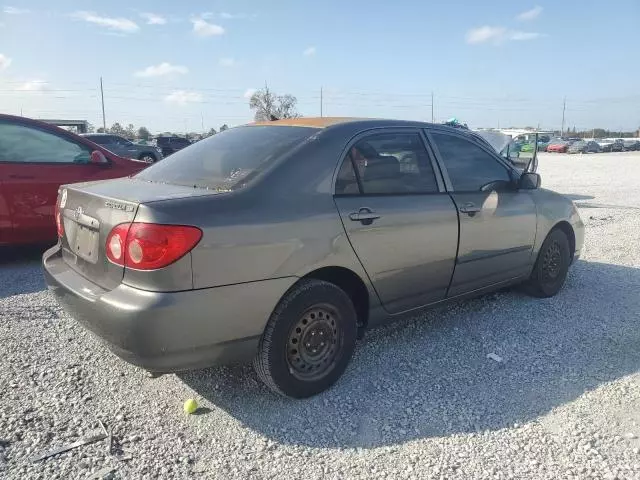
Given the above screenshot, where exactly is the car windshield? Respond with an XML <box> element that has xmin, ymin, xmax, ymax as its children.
<box><xmin>572</xmin><ymin>141</ymin><xmax>586</xmax><ymax>147</ymax></box>
<box><xmin>135</xmin><ymin>125</ymin><xmax>316</xmax><ymax>190</ymax></box>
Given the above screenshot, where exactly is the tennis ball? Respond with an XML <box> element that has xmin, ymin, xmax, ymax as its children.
<box><xmin>183</xmin><ymin>398</ymin><xmax>198</xmax><ymax>415</ymax></box>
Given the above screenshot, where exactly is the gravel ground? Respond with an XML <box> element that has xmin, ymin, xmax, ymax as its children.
<box><xmin>1</xmin><ymin>152</ymin><xmax>640</xmax><ymax>480</ymax></box>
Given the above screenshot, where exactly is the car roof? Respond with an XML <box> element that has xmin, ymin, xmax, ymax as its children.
<box><xmin>247</xmin><ymin>116</ymin><xmax>473</xmax><ymax>134</ymax></box>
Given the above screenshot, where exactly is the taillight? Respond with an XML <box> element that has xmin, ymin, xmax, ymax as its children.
<box><xmin>55</xmin><ymin>203</ymin><xmax>64</xmax><ymax>237</ymax></box>
<box><xmin>105</xmin><ymin>223</ymin><xmax>202</xmax><ymax>270</ymax></box>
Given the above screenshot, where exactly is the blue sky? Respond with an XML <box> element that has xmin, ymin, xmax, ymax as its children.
<box><xmin>1</xmin><ymin>0</ymin><xmax>638</xmax><ymax>133</ymax></box>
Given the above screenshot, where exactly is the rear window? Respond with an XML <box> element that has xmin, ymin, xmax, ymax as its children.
<box><xmin>135</xmin><ymin>125</ymin><xmax>316</xmax><ymax>190</ymax></box>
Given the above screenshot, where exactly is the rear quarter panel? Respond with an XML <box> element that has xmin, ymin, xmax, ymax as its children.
<box><xmin>134</xmin><ymin>128</ymin><xmax>381</xmax><ymax>308</ymax></box>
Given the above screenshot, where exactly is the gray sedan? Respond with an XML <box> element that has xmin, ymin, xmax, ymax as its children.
<box><xmin>44</xmin><ymin>118</ymin><xmax>584</xmax><ymax>398</ymax></box>
<box><xmin>81</xmin><ymin>134</ymin><xmax>163</xmax><ymax>163</ymax></box>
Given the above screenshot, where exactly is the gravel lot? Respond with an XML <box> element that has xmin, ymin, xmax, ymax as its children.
<box><xmin>2</xmin><ymin>152</ymin><xmax>640</xmax><ymax>480</ymax></box>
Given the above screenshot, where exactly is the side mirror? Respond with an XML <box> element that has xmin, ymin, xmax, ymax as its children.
<box><xmin>519</xmin><ymin>172</ymin><xmax>541</xmax><ymax>190</ymax></box>
<box><xmin>90</xmin><ymin>150</ymin><xmax>109</xmax><ymax>165</ymax></box>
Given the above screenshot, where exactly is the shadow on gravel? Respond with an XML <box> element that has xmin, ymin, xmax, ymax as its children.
<box><xmin>0</xmin><ymin>244</ymin><xmax>49</xmax><ymax>297</ymax></box>
<box><xmin>563</xmin><ymin>193</ymin><xmax>595</xmax><ymax>201</ymax></box>
<box><xmin>180</xmin><ymin>260</ymin><xmax>640</xmax><ymax>449</ymax></box>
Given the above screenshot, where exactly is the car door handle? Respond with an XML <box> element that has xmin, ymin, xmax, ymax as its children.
<box><xmin>9</xmin><ymin>174</ymin><xmax>35</xmax><ymax>179</ymax></box>
<box><xmin>349</xmin><ymin>208</ymin><xmax>381</xmax><ymax>224</ymax></box>
<box><xmin>459</xmin><ymin>202</ymin><xmax>481</xmax><ymax>216</ymax></box>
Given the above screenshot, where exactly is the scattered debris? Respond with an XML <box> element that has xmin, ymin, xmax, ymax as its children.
<box><xmin>30</xmin><ymin>434</ymin><xmax>107</xmax><ymax>463</ymax></box>
<box><xmin>88</xmin><ymin>465</ymin><xmax>117</xmax><ymax>479</ymax></box>
<box><xmin>98</xmin><ymin>419</ymin><xmax>113</xmax><ymax>456</ymax></box>
<box><xmin>486</xmin><ymin>353</ymin><xmax>504</xmax><ymax>363</ymax></box>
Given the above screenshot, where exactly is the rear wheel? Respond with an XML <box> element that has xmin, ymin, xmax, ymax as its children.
<box><xmin>253</xmin><ymin>279</ymin><xmax>357</xmax><ymax>398</ymax></box>
<box><xmin>524</xmin><ymin>228</ymin><xmax>571</xmax><ymax>298</ymax></box>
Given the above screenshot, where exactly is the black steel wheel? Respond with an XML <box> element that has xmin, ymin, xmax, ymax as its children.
<box><xmin>525</xmin><ymin>228</ymin><xmax>571</xmax><ymax>298</ymax></box>
<box><xmin>254</xmin><ymin>279</ymin><xmax>357</xmax><ymax>398</ymax></box>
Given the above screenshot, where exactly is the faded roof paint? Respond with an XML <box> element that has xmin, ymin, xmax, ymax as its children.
<box><xmin>248</xmin><ymin>117</ymin><xmax>364</xmax><ymax>128</ymax></box>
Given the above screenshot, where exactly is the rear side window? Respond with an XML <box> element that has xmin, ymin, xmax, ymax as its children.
<box><xmin>136</xmin><ymin>126</ymin><xmax>316</xmax><ymax>190</ymax></box>
<box><xmin>335</xmin><ymin>132</ymin><xmax>439</xmax><ymax>195</ymax></box>
<box><xmin>0</xmin><ymin>122</ymin><xmax>91</xmax><ymax>164</ymax></box>
<box><xmin>431</xmin><ymin>132</ymin><xmax>511</xmax><ymax>192</ymax></box>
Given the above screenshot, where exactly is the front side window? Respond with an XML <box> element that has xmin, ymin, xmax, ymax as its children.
<box><xmin>335</xmin><ymin>132</ymin><xmax>439</xmax><ymax>195</ymax></box>
<box><xmin>430</xmin><ymin>132</ymin><xmax>511</xmax><ymax>192</ymax></box>
<box><xmin>0</xmin><ymin>122</ymin><xmax>91</xmax><ymax>164</ymax></box>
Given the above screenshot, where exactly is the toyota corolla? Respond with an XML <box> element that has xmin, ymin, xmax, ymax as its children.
<box><xmin>43</xmin><ymin>118</ymin><xmax>584</xmax><ymax>398</ymax></box>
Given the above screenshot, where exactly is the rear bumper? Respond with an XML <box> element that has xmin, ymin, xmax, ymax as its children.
<box><xmin>43</xmin><ymin>244</ymin><xmax>296</xmax><ymax>373</ymax></box>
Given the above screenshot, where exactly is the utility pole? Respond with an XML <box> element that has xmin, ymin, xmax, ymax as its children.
<box><xmin>100</xmin><ymin>77</ymin><xmax>106</xmax><ymax>131</ymax></box>
<box><xmin>320</xmin><ymin>87</ymin><xmax>323</xmax><ymax>117</ymax></box>
<box><xmin>561</xmin><ymin>96</ymin><xmax>566</xmax><ymax>136</ymax></box>
<box><xmin>431</xmin><ymin>92</ymin><xmax>434</xmax><ymax>123</ymax></box>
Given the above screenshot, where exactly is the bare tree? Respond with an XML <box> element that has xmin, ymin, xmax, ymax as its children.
<box><xmin>249</xmin><ymin>85</ymin><xmax>300</xmax><ymax>121</ymax></box>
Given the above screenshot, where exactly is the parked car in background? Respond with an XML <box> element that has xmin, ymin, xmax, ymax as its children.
<box><xmin>568</xmin><ymin>140</ymin><xmax>601</xmax><ymax>154</ymax></box>
<box><xmin>155</xmin><ymin>136</ymin><xmax>191</xmax><ymax>157</ymax></box>
<box><xmin>622</xmin><ymin>139</ymin><xmax>639</xmax><ymax>151</ymax></box>
<box><xmin>596</xmin><ymin>139</ymin><xmax>614</xmax><ymax>152</ymax></box>
<box><xmin>0</xmin><ymin>115</ymin><xmax>147</xmax><ymax>246</ymax></box>
<box><xmin>44</xmin><ymin>117</ymin><xmax>584</xmax><ymax>398</ymax></box>
<box><xmin>81</xmin><ymin>134</ymin><xmax>163</xmax><ymax>163</ymax></box>
<box><xmin>547</xmin><ymin>140</ymin><xmax>570</xmax><ymax>153</ymax></box>
<box><xmin>611</xmin><ymin>139</ymin><xmax>625</xmax><ymax>152</ymax></box>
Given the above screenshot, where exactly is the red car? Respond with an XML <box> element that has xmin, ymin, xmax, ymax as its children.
<box><xmin>546</xmin><ymin>141</ymin><xmax>570</xmax><ymax>153</ymax></box>
<box><xmin>0</xmin><ymin>114</ymin><xmax>147</xmax><ymax>246</ymax></box>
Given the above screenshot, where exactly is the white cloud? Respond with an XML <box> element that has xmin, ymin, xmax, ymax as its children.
<box><xmin>303</xmin><ymin>46</ymin><xmax>316</xmax><ymax>57</ymax></box>
<box><xmin>17</xmin><ymin>80</ymin><xmax>47</xmax><ymax>92</ymax></box>
<box><xmin>3</xmin><ymin>6</ymin><xmax>29</xmax><ymax>14</ymax></box>
<box><xmin>510</xmin><ymin>31</ymin><xmax>543</xmax><ymax>41</ymax></box>
<box><xmin>0</xmin><ymin>53</ymin><xmax>12</xmax><ymax>70</ymax></box>
<box><xmin>466</xmin><ymin>26</ymin><xmax>544</xmax><ymax>45</ymax></box>
<box><xmin>71</xmin><ymin>11</ymin><xmax>139</xmax><ymax>33</ymax></box>
<box><xmin>220</xmin><ymin>12</ymin><xmax>250</xmax><ymax>19</ymax></box>
<box><xmin>466</xmin><ymin>26</ymin><xmax>507</xmax><ymax>45</ymax></box>
<box><xmin>134</xmin><ymin>62</ymin><xmax>188</xmax><ymax>77</ymax></box>
<box><xmin>517</xmin><ymin>6</ymin><xmax>543</xmax><ymax>21</ymax></box>
<box><xmin>140</xmin><ymin>12</ymin><xmax>167</xmax><ymax>25</ymax></box>
<box><xmin>191</xmin><ymin>18</ymin><xmax>225</xmax><ymax>37</ymax></box>
<box><xmin>243</xmin><ymin>88</ymin><xmax>257</xmax><ymax>99</ymax></box>
<box><xmin>164</xmin><ymin>90</ymin><xmax>203</xmax><ymax>105</ymax></box>
<box><xmin>218</xmin><ymin>57</ymin><xmax>236</xmax><ymax>67</ymax></box>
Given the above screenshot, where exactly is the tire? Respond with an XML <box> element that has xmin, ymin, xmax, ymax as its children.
<box><xmin>253</xmin><ymin>279</ymin><xmax>357</xmax><ymax>398</ymax></box>
<box><xmin>138</xmin><ymin>153</ymin><xmax>156</xmax><ymax>163</ymax></box>
<box><xmin>524</xmin><ymin>228</ymin><xmax>571</xmax><ymax>298</ymax></box>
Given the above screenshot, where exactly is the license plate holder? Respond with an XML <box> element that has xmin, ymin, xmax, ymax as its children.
<box><xmin>73</xmin><ymin>225</ymin><xmax>99</xmax><ymax>264</ymax></box>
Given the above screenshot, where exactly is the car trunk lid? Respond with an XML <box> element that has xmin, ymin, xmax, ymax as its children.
<box><xmin>59</xmin><ymin>177</ymin><xmax>214</xmax><ymax>290</ymax></box>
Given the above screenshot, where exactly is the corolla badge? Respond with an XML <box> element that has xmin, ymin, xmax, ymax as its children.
<box><xmin>74</xmin><ymin>206</ymin><xmax>83</xmax><ymax>220</ymax></box>
<box><xmin>60</xmin><ymin>189</ymin><xmax>67</xmax><ymax>208</ymax></box>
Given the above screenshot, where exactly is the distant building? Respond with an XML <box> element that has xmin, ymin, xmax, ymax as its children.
<box><xmin>38</xmin><ymin>119</ymin><xmax>89</xmax><ymax>134</ymax></box>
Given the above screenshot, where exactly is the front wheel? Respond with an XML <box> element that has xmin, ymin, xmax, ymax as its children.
<box><xmin>253</xmin><ymin>279</ymin><xmax>357</xmax><ymax>398</ymax></box>
<box><xmin>524</xmin><ymin>228</ymin><xmax>571</xmax><ymax>298</ymax></box>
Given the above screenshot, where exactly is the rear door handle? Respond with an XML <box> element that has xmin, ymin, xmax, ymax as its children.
<box><xmin>459</xmin><ymin>202</ymin><xmax>481</xmax><ymax>216</ymax></box>
<box><xmin>349</xmin><ymin>208</ymin><xmax>381</xmax><ymax>225</ymax></box>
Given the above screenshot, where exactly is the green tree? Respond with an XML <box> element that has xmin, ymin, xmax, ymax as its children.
<box><xmin>97</xmin><ymin>127</ymin><xmax>106</xmax><ymax>133</ymax></box>
<box><xmin>138</xmin><ymin>126</ymin><xmax>151</xmax><ymax>141</ymax></box>
<box><xmin>219</xmin><ymin>124</ymin><xmax>229</xmax><ymax>132</ymax></box>
<box><xmin>249</xmin><ymin>85</ymin><xmax>300</xmax><ymax>121</ymax></box>
<box><xmin>125</xmin><ymin>124</ymin><xmax>136</xmax><ymax>140</ymax></box>
<box><xmin>110</xmin><ymin>122</ymin><xmax>126</xmax><ymax>136</ymax></box>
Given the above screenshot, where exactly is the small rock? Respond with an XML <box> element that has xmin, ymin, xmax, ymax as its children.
<box><xmin>486</xmin><ymin>353</ymin><xmax>503</xmax><ymax>363</ymax></box>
